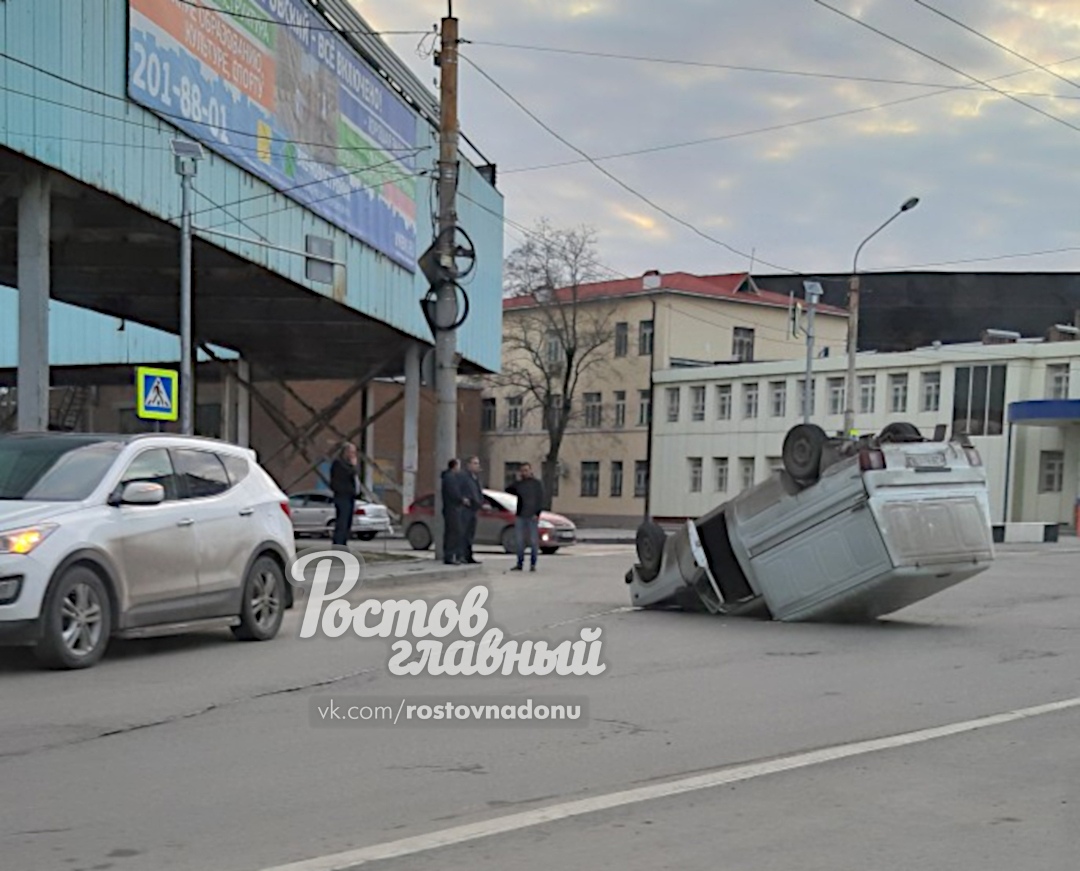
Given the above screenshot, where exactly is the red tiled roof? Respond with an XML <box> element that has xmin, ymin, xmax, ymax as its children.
<box><xmin>503</xmin><ymin>271</ymin><xmax>848</xmax><ymax>316</ymax></box>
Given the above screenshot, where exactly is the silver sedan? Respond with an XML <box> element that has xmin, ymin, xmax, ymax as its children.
<box><xmin>288</xmin><ymin>490</ymin><xmax>393</xmax><ymax>541</ymax></box>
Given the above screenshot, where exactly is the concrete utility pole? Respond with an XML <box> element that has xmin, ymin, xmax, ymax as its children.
<box><xmin>802</xmin><ymin>281</ymin><xmax>822</xmax><ymax>425</ymax></box>
<box><xmin>433</xmin><ymin>4</ymin><xmax>460</xmax><ymax>560</ymax></box>
<box><xmin>844</xmin><ymin>196</ymin><xmax>919</xmax><ymax>437</ymax></box>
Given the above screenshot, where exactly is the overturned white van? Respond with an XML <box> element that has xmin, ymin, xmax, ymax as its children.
<box><xmin>626</xmin><ymin>423</ymin><xmax>995</xmax><ymax>621</ymax></box>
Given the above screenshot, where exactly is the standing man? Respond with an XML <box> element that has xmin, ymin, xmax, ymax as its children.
<box><xmin>441</xmin><ymin>458</ymin><xmax>463</xmax><ymax>565</ymax></box>
<box><xmin>507</xmin><ymin>462</ymin><xmax>545</xmax><ymax>572</ymax></box>
<box><xmin>330</xmin><ymin>443</ymin><xmax>359</xmax><ymax>546</ymax></box>
<box><xmin>458</xmin><ymin>456</ymin><xmax>484</xmax><ymax>565</ymax></box>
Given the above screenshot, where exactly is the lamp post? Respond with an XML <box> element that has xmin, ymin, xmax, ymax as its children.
<box><xmin>844</xmin><ymin>196</ymin><xmax>919</xmax><ymax>437</ymax></box>
<box><xmin>172</xmin><ymin>138</ymin><xmax>205</xmax><ymax>436</ymax></box>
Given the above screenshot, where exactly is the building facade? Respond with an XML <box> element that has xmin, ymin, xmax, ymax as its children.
<box><xmin>650</xmin><ymin>332</ymin><xmax>1080</xmax><ymax>527</ymax></box>
<box><xmin>482</xmin><ymin>271</ymin><xmax>848</xmax><ymax>526</ymax></box>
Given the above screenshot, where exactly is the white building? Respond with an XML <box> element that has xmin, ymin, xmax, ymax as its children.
<box><xmin>650</xmin><ymin>330</ymin><xmax>1080</xmax><ymax>528</ymax></box>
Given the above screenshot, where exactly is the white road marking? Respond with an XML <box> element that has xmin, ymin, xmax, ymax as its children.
<box><xmin>260</xmin><ymin>695</ymin><xmax>1080</xmax><ymax>871</ymax></box>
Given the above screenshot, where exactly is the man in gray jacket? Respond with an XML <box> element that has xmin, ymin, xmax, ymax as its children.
<box><xmin>506</xmin><ymin>462</ymin><xmax>545</xmax><ymax>572</ymax></box>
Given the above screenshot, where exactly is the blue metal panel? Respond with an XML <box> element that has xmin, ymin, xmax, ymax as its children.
<box><xmin>0</xmin><ymin>0</ymin><xmax>503</xmax><ymax>371</ymax></box>
<box><xmin>0</xmin><ymin>286</ymin><xmax>236</xmax><ymax>368</ymax></box>
<box><xmin>1008</xmin><ymin>400</ymin><xmax>1080</xmax><ymax>426</ymax></box>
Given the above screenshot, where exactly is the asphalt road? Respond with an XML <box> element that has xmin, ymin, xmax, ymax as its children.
<box><xmin>1</xmin><ymin>543</ymin><xmax>1078</xmax><ymax>871</ymax></box>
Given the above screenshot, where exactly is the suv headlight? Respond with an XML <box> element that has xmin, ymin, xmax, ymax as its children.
<box><xmin>0</xmin><ymin>525</ymin><xmax>57</xmax><ymax>555</ymax></box>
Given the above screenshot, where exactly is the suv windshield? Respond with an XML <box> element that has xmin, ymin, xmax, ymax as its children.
<box><xmin>0</xmin><ymin>437</ymin><xmax>124</xmax><ymax>501</ymax></box>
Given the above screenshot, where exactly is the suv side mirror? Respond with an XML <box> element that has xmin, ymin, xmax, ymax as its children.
<box><xmin>116</xmin><ymin>482</ymin><xmax>166</xmax><ymax>506</ymax></box>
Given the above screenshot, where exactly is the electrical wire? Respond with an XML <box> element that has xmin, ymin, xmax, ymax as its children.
<box><xmin>193</xmin><ymin>186</ymin><xmax>270</xmax><ymax>243</ymax></box>
<box><xmin>912</xmin><ymin>0</ymin><xmax>1080</xmax><ymax>93</ymax></box>
<box><xmin>465</xmin><ymin>38</ymin><xmax>1080</xmax><ymax>100</ymax></box>
<box><xmin>172</xmin><ymin>0</ymin><xmax>429</xmax><ymax>38</ymax></box>
<box><xmin>460</xmin><ymin>53</ymin><xmax>797</xmax><ymax>275</ymax></box>
<box><xmin>811</xmin><ymin>0</ymin><xmax>1080</xmax><ymax>136</ymax></box>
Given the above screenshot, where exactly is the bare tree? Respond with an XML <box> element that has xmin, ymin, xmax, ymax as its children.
<box><xmin>496</xmin><ymin>220</ymin><xmax>616</xmax><ymax>508</ymax></box>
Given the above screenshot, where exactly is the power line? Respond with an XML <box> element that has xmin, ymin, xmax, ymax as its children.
<box><xmin>811</xmin><ymin>0</ymin><xmax>1080</xmax><ymax>136</ymax></box>
<box><xmin>466</xmin><ymin>38</ymin><xmax>1080</xmax><ymax>100</ymax></box>
<box><xmin>193</xmin><ymin>186</ymin><xmax>270</xmax><ymax>243</ymax></box>
<box><xmin>172</xmin><ymin>0</ymin><xmax>430</xmax><ymax>38</ymax></box>
<box><xmin>460</xmin><ymin>53</ymin><xmax>796</xmax><ymax>275</ymax></box>
<box><xmin>912</xmin><ymin>0</ymin><xmax>1080</xmax><ymax>94</ymax></box>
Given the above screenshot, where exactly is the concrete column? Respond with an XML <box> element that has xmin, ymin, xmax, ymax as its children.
<box><xmin>402</xmin><ymin>343</ymin><xmax>421</xmax><ymax>511</ymax></box>
<box><xmin>362</xmin><ymin>384</ymin><xmax>375</xmax><ymax>493</ymax></box>
<box><xmin>17</xmin><ymin>172</ymin><xmax>51</xmax><ymax>432</ymax></box>
<box><xmin>222</xmin><ymin>371</ymin><xmax>236</xmax><ymax>443</ymax></box>
<box><xmin>236</xmin><ymin>358</ymin><xmax>251</xmax><ymax>447</ymax></box>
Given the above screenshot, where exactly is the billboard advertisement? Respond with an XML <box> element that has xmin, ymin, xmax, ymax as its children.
<box><xmin>127</xmin><ymin>0</ymin><xmax>419</xmax><ymax>271</ymax></box>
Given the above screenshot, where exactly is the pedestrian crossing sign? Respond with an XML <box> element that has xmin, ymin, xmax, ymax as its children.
<box><xmin>136</xmin><ymin>367</ymin><xmax>178</xmax><ymax>421</ymax></box>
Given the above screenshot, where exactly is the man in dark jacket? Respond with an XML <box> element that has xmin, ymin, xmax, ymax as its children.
<box><xmin>330</xmin><ymin>443</ymin><xmax>359</xmax><ymax>546</ymax></box>
<box><xmin>506</xmin><ymin>462</ymin><xmax>545</xmax><ymax>572</ymax></box>
<box><xmin>440</xmin><ymin>458</ymin><xmax>463</xmax><ymax>565</ymax></box>
<box><xmin>458</xmin><ymin>456</ymin><xmax>484</xmax><ymax>564</ymax></box>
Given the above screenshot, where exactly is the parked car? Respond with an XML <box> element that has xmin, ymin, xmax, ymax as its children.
<box><xmin>627</xmin><ymin>422</ymin><xmax>995</xmax><ymax>621</ymax></box>
<box><xmin>0</xmin><ymin>432</ymin><xmax>296</xmax><ymax>669</ymax></box>
<box><xmin>288</xmin><ymin>489</ymin><xmax>393</xmax><ymax>540</ymax></box>
<box><xmin>404</xmin><ymin>489</ymin><xmax>577</xmax><ymax>554</ymax></box>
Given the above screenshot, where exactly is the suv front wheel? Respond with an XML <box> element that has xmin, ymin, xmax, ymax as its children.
<box><xmin>35</xmin><ymin>566</ymin><xmax>112</xmax><ymax>670</ymax></box>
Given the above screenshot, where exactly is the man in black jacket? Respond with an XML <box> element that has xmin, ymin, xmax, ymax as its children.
<box><xmin>458</xmin><ymin>456</ymin><xmax>484</xmax><ymax>565</ymax></box>
<box><xmin>506</xmin><ymin>462</ymin><xmax>545</xmax><ymax>572</ymax></box>
<box><xmin>329</xmin><ymin>443</ymin><xmax>359</xmax><ymax>546</ymax></box>
<box><xmin>440</xmin><ymin>458</ymin><xmax>462</xmax><ymax>565</ymax></box>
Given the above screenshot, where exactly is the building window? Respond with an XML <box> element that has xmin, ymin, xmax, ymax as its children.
<box><xmin>890</xmin><ymin>374</ymin><xmax>908</xmax><ymax>414</ymax></box>
<box><xmin>638</xmin><ymin>390</ymin><xmax>652</xmax><ymax>426</ymax></box>
<box><xmin>614</xmin><ymin>391</ymin><xmax>627</xmax><ymax>428</ymax></box>
<box><xmin>767</xmin><ymin>456</ymin><xmax>784</xmax><ymax>475</ymax></box>
<box><xmin>1039</xmin><ymin>451</ymin><xmax>1065</xmax><ymax>493</ymax></box>
<box><xmin>733</xmin><ymin>327</ymin><xmax>755</xmax><ymax>362</ymax></box>
<box><xmin>545</xmin><ymin>331</ymin><xmax>562</xmax><ymax>364</ymax></box>
<box><xmin>507</xmin><ymin>395</ymin><xmax>523</xmax><ymax>431</ymax></box>
<box><xmin>739</xmin><ymin>457</ymin><xmax>755</xmax><ymax>492</ymax></box>
<box><xmin>797</xmin><ymin>378</ymin><xmax>816</xmax><ymax>418</ymax></box>
<box><xmin>743</xmin><ymin>383</ymin><xmax>759</xmax><ymax>419</ymax></box>
<box><xmin>503</xmin><ymin>461</ymin><xmax>522</xmax><ymax>489</ymax></box>
<box><xmin>691</xmin><ymin>386</ymin><xmax>706</xmax><ymax>422</ymax></box>
<box><xmin>580</xmin><ymin>461</ymin><xmax>600</xmax><ymax>498</ymax></box>
<box><xmin>583</xmin><ymin>392</ymin><xmax>603</xmax><ymax>428</ymax></box>
<box><xmin>614</xmin><ymin>322</ymin><xmax>629</xmax><ymax>357</ymax></box>
<box><xmin>858</xmin><ymin>375</ymin><xmax>876</xmax><ymax>414</ymax></box>
<box><xmin>638</xmin><ymin>320</ymin><xmax>654</xmax><ymax>356</ymax></box>
<box><xmin>666</xmin><ymin>387</ymin><xmax>681</xmax><ymax>423</ymax></box>
<box><xmin>481</xmin><ymin>398</ymin><xmax>497</xmax><ymax>432</ymax></box>
<box><xmin>714</xmin><ymin>457</ymin><xmax>729</xmax><ymax>492</ymax></box>
<box><xmin>688</xmin><ymin>457</ymin><xmax>703</xmax><ymax>493</ymax></box>
<box><xmin>634</xmin><ymin>461</ymin><xmax>649</xmax><ymax>498</ymax></box>
<box><xmin>1047</xmin><ymin>364</ymin><xmax>1070</xmax><ymax>400</ymax></box>
<box><xmin>610</xmin><ymin>461</ymin><xmax>623</xmax><ymax>497</ymax></box>
<box><xmin>827</xmin><ymin>377</ymin><xmax>845</xmax><ymax>416</ymax></box>
<box><xmin>716</xmin><ymin>384</ymin><xmax>732</xmax><ymax>420</ymax></box>
<box><xmin>770</xmin><ymin>381</ymin><xmax>787</xmax><ymax>418</ymax></box>
<box><xmin>953</xmin><ymin>365</ymin><xmax>1007</xmax><ymax>436</ymax></box>
<box><xmin>921</xmin><ymin>371</ymin><xmax>941</xmax><ymax>412</ymax></box>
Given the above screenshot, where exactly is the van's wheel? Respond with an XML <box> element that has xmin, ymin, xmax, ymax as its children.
<box><xmin>635</xmin><ymin>521</ymin><xmax>667</xmax><ymax>582</ymax></box>
<box><xmin>406</xmin><ymin>523</ymin><xmax>432</xmax><ymax>550</ymax></box>
<box><xmin>878</xmin><ymin>421</ymin><xmax>923</xmax><ymax>443</ymax></box>
<box><xmin>232</xmin><ymin>556</ymin><xmax>285</xmax><ymax>641</ymax></box>
<box><xmin>501</xmin><ymin>527</ymin><xmax>516</xmax><ymax>554</ymax></box>
<box><xmin>34</xmin><ymin>566</ymin><xmax>112</xmax><ymax>670</ymax></box>
<box><xmin>783</xmin><ymin>424</ymin><xmax>828</xmax><ymax>486</ymax></box>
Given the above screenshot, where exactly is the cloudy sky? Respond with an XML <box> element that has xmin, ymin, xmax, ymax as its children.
<box><xmin>351</xmin><ymin>0</ymin><xmax>1080</xmax><ymax>279</ymax></box>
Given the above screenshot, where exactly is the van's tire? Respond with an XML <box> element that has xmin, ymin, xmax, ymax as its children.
<box><xmin>635</xmin><ymin>521</ymin><xmax>667</xmax><ymax>582</ymax></box>
<box><xmin>878</xmin><ymin>421</ymin><xmax>923</xmax><ymax>443</ymax></box>
<box><xmin>783</xmin><ymin>424</ymin><xmax>828</xmax><ymax>485</ymax></box>
<box><xmin>232</xmin><ymin>556</ymin><xmax>285</xmax><ymax>641</ymax></box>
<box><xmin>406</xmin><ymin>523</ymin><xmax>432</xmax><ymax>550</ymax></box>
<box><xmin>34</xmin><ymin>566</ymin><xmax>112</xmax><ymax>670</ymax></box>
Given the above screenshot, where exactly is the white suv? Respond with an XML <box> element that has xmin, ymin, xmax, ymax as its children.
<box><xmin>0</xmin><ymin>433</ymin><xmax>297</xmax><ymax>669</ymax></box>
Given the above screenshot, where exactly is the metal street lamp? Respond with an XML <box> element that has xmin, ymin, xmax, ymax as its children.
<box><xmin>172</xmin><ymin>138</ymin><xmax>205</xmax><ymax>436</ymax></box>
<box><xmin>843</xmin><ymin>196</ymin><xmax>919</xmax><ymax>436</ymax></box>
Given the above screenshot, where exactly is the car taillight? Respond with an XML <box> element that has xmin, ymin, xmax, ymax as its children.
<box><xmin>859</xmin><ymin>449</ymin><xmax>886</xmax><ymax>471</ymax></box>
<box><xmin>354</xmin><ymin>508</ymin><xmax>366</xmax><ymax>516</ymax></box>
<box><xmin>280</xmin><ymin>501</ymin><xmax>291</xmax><ymax>519</ymax></box>
<box><xmin>964</xmin><ymin>447</ymin><xmax>982</xmax><ymax>467</ymax></box>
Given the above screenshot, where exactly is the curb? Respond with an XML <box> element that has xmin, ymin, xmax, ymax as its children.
<box><xmin>362</xmin><ymin>562</ymin><xmax>486</xmax><ymax>587</ymax></box>
<box><xmin>576</xmin><ymin>536</ymin><xmax>635</xmax><ymax>545</ymax></box>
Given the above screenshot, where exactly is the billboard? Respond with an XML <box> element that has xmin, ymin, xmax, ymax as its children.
<box><xmin>128</xmin><ymin>0</ymin><xmax>419</xmax><ymax>271</ymax></box>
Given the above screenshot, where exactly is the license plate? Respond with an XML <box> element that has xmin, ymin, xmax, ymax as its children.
<box><xmin>906</xmin><ymin>452</ymin><xmax>947</xmax><ymax>469</ymax></box>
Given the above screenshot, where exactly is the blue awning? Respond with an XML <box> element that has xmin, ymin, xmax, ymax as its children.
<box><xmin>1008</xmin><ymin>399</ymin><xmax>1080</xmax><ymax>427</ymax></box>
